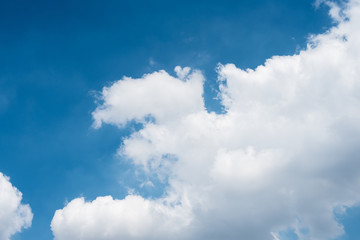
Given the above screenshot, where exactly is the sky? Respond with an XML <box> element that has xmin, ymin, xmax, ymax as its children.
<box><xmin>1</xmin><ymin>0</ymin><xmax>360</xmax><ymax>239</ymax></box>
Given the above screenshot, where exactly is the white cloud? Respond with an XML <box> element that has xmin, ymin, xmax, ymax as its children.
<box><xmin>92</xmin><ymin>68</ymin><xmax>204</xmax><ymax>128</ymax></box>
<box><xmin>51</xmin><ymin>195</ymin><xmax>192</xmax><ymax>240</ymax></box>
<box><xmin>0</xmin><ymin>172</ymin><xmax>33</xmax><ymax>240</ymax></box>
<box><xmin>52</xmin><ymin>0</ymin><xmax>360</xmax><ymax>240</ymax></box>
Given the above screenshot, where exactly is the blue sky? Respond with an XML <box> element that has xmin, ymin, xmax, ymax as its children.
<box><xmin>1</xmin><ymin>0</ymin><xmax>360</xmax><ymax>240</ymax></box>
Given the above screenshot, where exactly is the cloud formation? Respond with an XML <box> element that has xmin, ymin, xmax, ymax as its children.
<box><xmin>92</xmin><ymin>68</ymin><xmax>204</xmax><ymax>128</ymax></box>
<box><xmin>52</xmin><ymin>0</ymin><xmax>360</xmax><ymax>239</ymax></box>
<box><xmin>0</xmin><ymin>172</ymin><xmax>33</xmax><ymax>240</ymax></box>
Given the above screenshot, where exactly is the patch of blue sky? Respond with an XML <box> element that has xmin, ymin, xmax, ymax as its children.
<box><xmin>277</xmin><ymin>229</ymin><xmax>299</xmax><ymax>240</ymax></box>
<box><xmin>337</xmin><ymin>205</ymin><xmax>360</xmax><ymax>240</ymax></box>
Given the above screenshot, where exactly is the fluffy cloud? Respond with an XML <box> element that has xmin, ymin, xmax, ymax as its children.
<box><xmin>0</xmin><ymin>172</ymin><xmax>33</xmax><ymax>240</ymax></box>
<box><xmin>51</xmin><ymin>195</ymin><xmax>192</xmax><ymax>240</ymax></box>
<box><xmin>92</xmin><ymin>68</ymin><xmax>204</xmax><ymax>128</ymax></box>
<box><xmin>52</xmin><ymin>0</ymin><xmax>360</xmax><ymax>240</ymax></box>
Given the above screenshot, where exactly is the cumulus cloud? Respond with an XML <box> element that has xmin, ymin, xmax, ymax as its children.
<box><xmin>0</xmin><ymin>172</ymin><xmax>33</xmax><ymax>240</ymax></box>
<box><xmin>52</xmin><ymin>0</ymin><xmax>360</xmax><ymax>240</ymax></box>
<box><xmin>92</xmin><ymin>67</ymin><xmax>204</xmax><ymax>128</ymax></box>
<box><xmin>51</xmin><ymin>195</ymin><xmax>192</xmax><ymax>240</ymax></box>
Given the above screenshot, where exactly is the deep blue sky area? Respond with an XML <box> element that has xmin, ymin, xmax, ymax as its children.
<box><xmin>0</xmin><ymin>0</ymin><xmax>358</xmax><ymax>239</ymax></box>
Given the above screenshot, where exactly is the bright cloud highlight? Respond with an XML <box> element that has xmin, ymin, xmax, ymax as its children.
<box><xmin>0</xmin><ymin>172</ymin><xmax>33</xmax><ymax>240</ymax></box>
<box><xmin>52</xmin><ymin>0</ymin><xmax>360</xmax><ymax>239</ymax></box>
